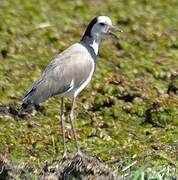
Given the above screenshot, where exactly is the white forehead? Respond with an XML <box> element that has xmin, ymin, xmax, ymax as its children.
<box><xmin>97</xmin><ymin>16</ymin><xmax>112</xmax><ymax>25</ymax></box>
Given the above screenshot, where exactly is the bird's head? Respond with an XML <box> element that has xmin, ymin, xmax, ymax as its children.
<box><xmin>82</xmin><ymin>16</ymin><xmax>121</xmax><ymax>40</ymax></box>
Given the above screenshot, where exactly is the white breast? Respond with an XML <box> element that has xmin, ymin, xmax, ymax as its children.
<box><xmin>57</xmin><ymin>41</ymin><xmax>96</xmax><ymax>98</ymax></box>
<box><xmin>73</xmin><ymin>59</ymin><xmax>95</xmax><ymax>97</ymax></box>
<box><xmin>62</xmin><ymin>59</ymin><xmax>95</xmax><ymax>98</ymax></box>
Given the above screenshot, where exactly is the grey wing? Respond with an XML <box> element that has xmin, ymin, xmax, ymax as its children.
<box><xmin>22</xmin><ymin>43</ymin><xmax>94</xmax><ymax>107</ymax></box>
<box><xmin>22</xmin><ymin>66</ymin><xmax>71</xmax><ymax>106</ymax></box>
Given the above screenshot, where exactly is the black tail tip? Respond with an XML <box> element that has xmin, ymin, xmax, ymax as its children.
<box><xmin>18</xmin><ymin>102</ymin><xmax>34</xmax><ymax>113</ymax></box>
<box><xmin>21</xmin><ymin>103</ymin><xmax>29</xmax><ymax>109</ymax></box>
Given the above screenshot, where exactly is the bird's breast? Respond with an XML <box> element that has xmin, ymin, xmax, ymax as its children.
<box><xmin>63</xmin><ymin>57</ymin><xmax>95</xmax><ymax>97</ymax></box>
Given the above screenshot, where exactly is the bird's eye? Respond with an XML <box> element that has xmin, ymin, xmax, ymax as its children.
<box><xmin>99</xmin><ymin>22</ymin><xmax>105</xmax><ymax>26</ymax></box>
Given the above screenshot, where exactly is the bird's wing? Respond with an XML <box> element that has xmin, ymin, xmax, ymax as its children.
<box><xmin>22</xmin><ymin>43</ymin><xmax>94</xmax><ymax>105</ymax></box>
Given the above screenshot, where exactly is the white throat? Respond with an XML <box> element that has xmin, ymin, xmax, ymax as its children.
<box><xmin>81</xmin><ymin>36</ymin><xmax>101</xmax><ymax>55</ymax></box>
<box><xmin>90</xmin><ymin>39</ymin><xmax>100</xmax><ymax>55</ymax></box>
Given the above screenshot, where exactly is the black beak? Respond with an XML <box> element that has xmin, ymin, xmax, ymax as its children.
<box><xmin>108</xmin><ymin>25</ymin><xmax>123</xmax><ymax>39</ymax></box>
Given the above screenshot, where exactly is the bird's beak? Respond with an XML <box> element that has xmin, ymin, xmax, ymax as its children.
<box><xmin>107</xmin><ymin>25</ymin><xmax>123</xmax><ymax>39</ymax></box>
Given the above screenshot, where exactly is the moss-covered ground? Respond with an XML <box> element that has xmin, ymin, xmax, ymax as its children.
<box><xmin>0</xmin><ymin>0</ymin><xmax>178</xmax><ymax>178</ymax></box>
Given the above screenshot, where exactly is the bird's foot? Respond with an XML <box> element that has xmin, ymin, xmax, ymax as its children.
<box><xmin>62</xmin><ymin>152</ymin><xmax>68</xmax><ymax>160</ymax></box>
<box><xmin>76</xmin><ymin>150</ymin><xmax>83</xmax><ymax>157</ymax></box>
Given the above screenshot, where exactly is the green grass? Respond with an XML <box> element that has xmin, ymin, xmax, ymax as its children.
<box><xmin>0</xmin><ymin>0</ymin><xmax>178</xmax><ymax>178</ymax></box>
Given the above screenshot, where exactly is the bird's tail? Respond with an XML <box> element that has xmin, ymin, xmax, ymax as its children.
<box><xmin>18</xmin><ymin>86</ymin><xmax>37</xmax><ymax>114</ymax></box>
<box><xmin>18</xmin><ymin>100</ymin><xmax>34</xmax><ymax>114</ymax></box>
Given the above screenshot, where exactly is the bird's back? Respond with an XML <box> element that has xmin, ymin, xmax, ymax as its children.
<box><xmin>21</xmin><ymin>42</ymin><xmax>96</xmax><ymax>109</ymax></box>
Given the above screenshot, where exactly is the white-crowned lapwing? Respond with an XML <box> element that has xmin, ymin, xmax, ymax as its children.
<box><xmin>20</xmin><ymin>16</ymin><xmax>120</xmax><ymax>158</ymax></box>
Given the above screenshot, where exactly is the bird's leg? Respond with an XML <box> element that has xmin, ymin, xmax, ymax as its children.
<box><xmin>69</xmin><ymin>97</ymin><xmax>82</xmax><ymax>156</ymax></box>
<box><xmin>60</xmin><ymin>97</ymin><xmax>67</xmax><ymax>159</ymax></box>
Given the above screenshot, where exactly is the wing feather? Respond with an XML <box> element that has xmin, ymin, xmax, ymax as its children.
<box><xmin>22</xmin><ymin>43</ymin><xmax>94</xmax><ymax>106</ymax></box>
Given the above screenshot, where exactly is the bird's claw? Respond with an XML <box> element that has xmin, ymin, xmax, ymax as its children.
<box><xmin>62</xmin><ymin>152</ymin><xmax>68</xmax><ymax>160</ymax></box>
<box><xmin>76</xmin><ymin>150</ymin><xmax>83</xmax><ymax>157</ymax></box>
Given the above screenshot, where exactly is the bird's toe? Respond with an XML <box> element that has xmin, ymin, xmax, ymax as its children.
<box><xmin>76</xmin><ymin>150</ymin><xmax>83</xmax><ymax>157</ymax></box>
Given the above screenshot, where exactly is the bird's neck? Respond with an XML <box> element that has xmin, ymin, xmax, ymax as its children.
<box><xmin>81</xmin><ymin>36</ymin><xmax>101</xmax><ymax>55</ymax></box>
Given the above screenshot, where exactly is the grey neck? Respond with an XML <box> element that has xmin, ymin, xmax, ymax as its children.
<box><xmin>81</xmin><ymin>36</ymin><xmax>101</xmax><ymax>55</ymax></box>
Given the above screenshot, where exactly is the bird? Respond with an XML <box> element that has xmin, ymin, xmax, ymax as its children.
<box><xmin>20</xmin><ymin>16</ymin><xmax>120</xmax><ymax>158</ymax></box>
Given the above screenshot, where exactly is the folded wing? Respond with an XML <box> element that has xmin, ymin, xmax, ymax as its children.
<box><xmin>22</xmin><ymin>43</ymin><xmax>94</xmax><ymax>108</ymax></box>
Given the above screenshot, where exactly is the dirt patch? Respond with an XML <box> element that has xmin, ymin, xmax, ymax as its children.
<box><xmin>0</xmin><ymin>155</ymin><xmax>116</xmax><ymax>179</ymax></box>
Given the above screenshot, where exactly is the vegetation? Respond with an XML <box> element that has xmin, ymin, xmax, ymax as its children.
<box><xmin>0</xmin><ymin>0</ymin><xmax>177</xmax><ymax>178</ymax></box>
